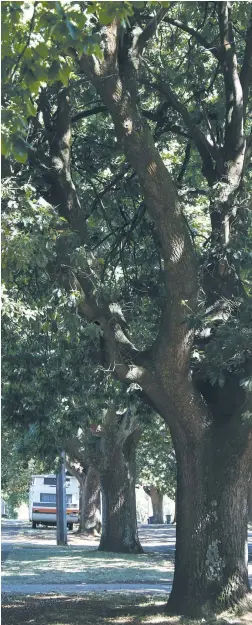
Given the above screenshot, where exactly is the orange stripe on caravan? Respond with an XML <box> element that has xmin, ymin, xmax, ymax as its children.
<box><xmin>32</xmin><ymin>508</ymin><xmax>80</xmax><ymax>514</ymax></box>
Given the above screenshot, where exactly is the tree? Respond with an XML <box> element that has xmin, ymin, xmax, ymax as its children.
<box><xmin>1</xmin><ymin>178</ymin><xmax>142</xmax><ymax>549</ymax></box>
<box><xmin>2</xmin><ymin>1</ymin><xmax>252</xmax><ymax>615</ymax></box>
<box><xmin>1</xmin><ymin>421</ymin><xmax>47</xmax><ymax>517</ymax></box>
<box><xmin>66</xmin><ymin>458</ymin><xmax>101</xmax><ymax>535</ymax></box>
<box><xmin>137</xmin><ymin>416</ymin><xmax>176</xmax><ymax>523</ymax></box>
<box><xmin>65</xmin><ymin>409</ymin><xmax>143</xmax><ymax>553</ymax></box>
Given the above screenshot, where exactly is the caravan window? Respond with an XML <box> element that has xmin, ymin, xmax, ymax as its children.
<box><xmin>44</xmin><ymin>478</ymin><xmax>56</xmax><ymax>486</ymax></box>
<box><xmin>43</xmin><ymin>477</ymin><xmax>71</xmax><ymax>486</ymax></box>
<box><xmin>40</xmin><ymin>493</ymin><xmax>56</xmax><ymax>503</ymax></box>
<box><xmin>40</xmin><ymin>493</ymin><xmax>72</xmax><ymax>504</ymax></box>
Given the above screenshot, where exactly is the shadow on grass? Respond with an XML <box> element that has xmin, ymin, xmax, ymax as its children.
<box><xmin>2</xmin><ymin>595</ymin><xmax>168</xmax><ymax>625</ymax></box>
<box><xmin>2</xmin><ymin>594</ymin><xmax>252</xmax><ymax>625</ymax></box>
<box><xmin>2</xmin><ymin>548</ymin><xmax>173</xmax><ymax>585</ymax></box>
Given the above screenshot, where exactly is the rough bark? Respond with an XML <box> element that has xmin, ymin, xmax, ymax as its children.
<box><xmin>98</xmin><ymin>411</ymin><xmax>143</xmax><ymax>554</ymax></box>
<box><xmin>79</xmin><ymin>466</ymin><xmax>101</xmax><ymax>535</ymax></box>
<box><xmin>168</xmin><ymin>419</ymin><xmax>252</xmax><ymax>616</ymax></box>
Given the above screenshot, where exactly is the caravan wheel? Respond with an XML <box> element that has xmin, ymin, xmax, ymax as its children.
<box><xmin>32</xmin><ymin>521</ymin><xmax>37</xmax><ymax>529</ymax></box>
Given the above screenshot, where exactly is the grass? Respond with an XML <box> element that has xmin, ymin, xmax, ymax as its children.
<box><xmin>2</xmin><ymin>594</ymin><xmax>252</xmax><ymax>625</ymax></box>
<box><xmin>2</xmin><ymin>546</ymin><xmax>174</xmax><ymax>585</ymax></box>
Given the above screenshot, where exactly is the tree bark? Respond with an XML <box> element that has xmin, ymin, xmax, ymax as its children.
<box><xmin>248</xmin><ymin>476</ymin><xmax>252</xmax><ymax>523</ymax></box>
<box><xmin>144</xmin><ymin>486</ymin><xmax>164</xmax><ymax>523</ymax></box>
<box><xmin>173</xmin><ymin>491</ymin><xmax>177</xmax><ymax>524</ymax></box>
<box><xmin>150</xmin><ymin>487</ymin><xmax>164</xmax><ymax>523</ymax></box>
<box><xmin>78</xmin><ymin>466</ymin><xmax>101</xmax><ymax>535</ymax></box>
<box><xmin>98</xmin><ymin>418</ymin><xmax>143</xmax><ymax>554</ymax></box>
<box><xmin>167</xmin><ymin>421</ymin><xmax>252</xmax><ymax>617</ymax></box>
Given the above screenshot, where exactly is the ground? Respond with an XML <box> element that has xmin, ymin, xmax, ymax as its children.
<box><xmin>2</xmin><ymin>521</ymin><xmax>252</xmax><ymax>624</ymax></box>
<box><xmin>2</xmin><ymin>594</ymin><xmax>252</xmax><ymax>625</ymax></box>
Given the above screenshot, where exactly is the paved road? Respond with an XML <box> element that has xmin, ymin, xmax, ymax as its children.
<box><xmin>2</xmin><ymin>582</ymin><xmax>172</xmax><ymax>596</ymax></box>
<box><xmin>1</xmin><ymin>520</ymin><xmax>177</xmax><ymax>554</ymax></box>
<box><xmin>1</xmin><ymin>520</ymin><xmax>27</xmax><ymax>562</ymax></box>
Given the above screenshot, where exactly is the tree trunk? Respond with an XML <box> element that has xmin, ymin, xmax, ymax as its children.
<box><xmin>78</xmin><ymin>466</ymin><xmax>101</xmax><ymax>535</ymax></box>
<box><xmin>248</xmin><ymin>476</ymin><xmax>252</xmax><ymax>523</ymax></box>
<box><xmin>167</xmin><ymin>422</ymin><xmax>252</xmax><ymax>617</ymax></box>
<box><xmin>172</xmin><ymin>491</ymin><xmax>177</xmax><ymax>524</ymax></box>
<box><xmin>149</xmin><ymin>486</ymin><xmax>164</xmax><ymax>523</ymax></box>
<box><xmin>77</xmin><ymin>476</ymin><xmax>86</xmax><ymax>534</ymax></box>
<box><xmin>99</xmin><ymin>430</ymin><xmax>143</xmax><ymax>554</ymax></box>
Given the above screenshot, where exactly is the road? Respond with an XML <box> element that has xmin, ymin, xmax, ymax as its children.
<box><xmin>2</xmin><ymin>521</ymin><xmax>252</xmax><ymax>596</ymax></box>
<box><xmin>1</xmin><ymin>520</ymin><xmax>177</xmax><ymax>554</ymax></box>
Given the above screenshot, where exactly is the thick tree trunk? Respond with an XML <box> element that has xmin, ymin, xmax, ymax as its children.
<box><xmin>167</xmin><ymin>423</ymin><xmax>252</xmax><ymax>617</ymax></box>
<box><xmin>149</xmin><ymin>486</ymin><xmax>164</xmax><ymax>523</ymax></box>
<box><xmin>78</xmin><ymin>467</ymin><xmax>101</xmax><ymax>535</ymax></box>
<box><xmin>99</xmin><ymin>431</ymin><xmax>143</xmax><ymax>554</ymax></box>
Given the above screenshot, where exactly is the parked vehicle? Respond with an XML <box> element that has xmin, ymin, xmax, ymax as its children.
<box><xmin>29</xmin><ymin>474</ymin><xmax>80</xmax><ymax>529</ymax></box>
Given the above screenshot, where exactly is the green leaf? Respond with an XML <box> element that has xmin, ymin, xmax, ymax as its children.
<box><xmin>35</xmin><ymin>42</ymin><xmax>49</xmax><ymax>59</ymax></box>
<box><xmin>66</xmin><ymin>19</ymin><xmax>79</xmax><ymax>40</ymax></box>
<box><xmin>12</xmin><ymin>137</ymin><xmax>28</xmax><ymax>163</ymax></box>
<box><xmin>25</xmin><ymin>98</ymin><xmax>37</xmax><ymax>118</ymax></box>
<box><xmin>48</xmin><ymin>60</ymin><xmax>61</xmax><ymax>81</ymax></box>
<box><xmin>1</xmin><ymin>134</ymin><xmax>9</xmax><ymax>156</ymax></box>
<box><xmin>55</xmin><ymin>1</ymin><xmax>65</xmax><ymax>17</ymax></box>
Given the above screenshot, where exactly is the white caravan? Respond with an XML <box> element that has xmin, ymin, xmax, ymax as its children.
<box><xmin>29</xmin><ymin>474</ymin><xmax>80</xmax><ymax>529</ymax></box>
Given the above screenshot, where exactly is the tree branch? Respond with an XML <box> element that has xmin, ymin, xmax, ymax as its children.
<box><xmin>65</xmin><ymin>458</ymin><xmax>87</xmax><ymax>484</ymax></box>
<box><xmin>72</xmin><ymin>105</ymin><xmax>107</xmax><ymax>123</ymax></box>
<box><xmin>177</xmin><ymin>142</ymin><xmax>191</xmax><ymax>184</ymax></box>
<box><xmin>135</xmin><ymin>7</ymin><xmax>168</xmax><ymax>57</ymax></box>
<box><xmin>218</xmin><ymin>1</ymin><xmax>244</xmax><ymax>155</ymax></box>
<box><xmin>10</xmin><ymin>2</ymin><xmax>38</xmax><ymax>79</ymax></box>
<box><xmin>142</xmin><ymin>77</ymin><xmax>217</xmax><ymax>184</ymax></box>
<box><xmin>90</xmin><ymin>162</ymin><xmax>132</xmax><ymax>213</ymax></box>
<box><xmin>164</xmin><ymin>16</ymin><xmax>221</xmax><ymax>61</ymax></box>
<box><xmin>239</xmin><ymin>16</ymin><xmax>252</xmax><ymax>121</ymax></box>
<box><xmin>79</xmin><ymin>35</ymin><xmax>199</xmax><ymax>380</ymax></box>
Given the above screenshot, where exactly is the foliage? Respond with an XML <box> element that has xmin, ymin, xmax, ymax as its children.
<box><xmin>2</xmin><ymin>0</ymin><xmax>251</xmax><ymax>500</ymax></box>
<box><xmin>136</xmin><ymin>416</ymin><xmax>176</xmax><ymax>497</ymax></box>
<box><xmin>1</xmin><ymin>422</ymin><xmax>45</xmax><ymax>515</ymax></box>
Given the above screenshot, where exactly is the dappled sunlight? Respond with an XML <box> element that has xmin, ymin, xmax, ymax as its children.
<box><xmin>2</xmin><ymin>594</ymin><xmax>252</xmax><ymax>625</ymax></box>
<box><xmin>2</xmin><ymin>547</ymin><xmax>173</xmax><ymax>586</ymax></box>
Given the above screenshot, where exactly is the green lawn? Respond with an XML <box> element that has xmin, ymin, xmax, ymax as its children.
<box><xmin>2</xmin><ymin>594</ymin><xmax>252</xmax><ymax>625</ymax></box>
<box><xmin>2</xmin><ymin>546</ymin><xmax>174</xmax><ymax>585</ymax></box>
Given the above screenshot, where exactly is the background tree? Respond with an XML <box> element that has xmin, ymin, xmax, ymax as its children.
<box><xmin>137</xmin><ymin>416</ymin><xmax>176</xmax><ymax>523</ymax></box>
<box><xmin>1</xmin><ymin>422</ymin><xmax>45</xmax><ymax>518</ymax></box>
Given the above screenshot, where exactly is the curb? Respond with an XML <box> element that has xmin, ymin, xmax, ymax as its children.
<box><xmin>2</xmin><ymin>582</ymin><xmax>173</xmax><ymax>596</ymax></box>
